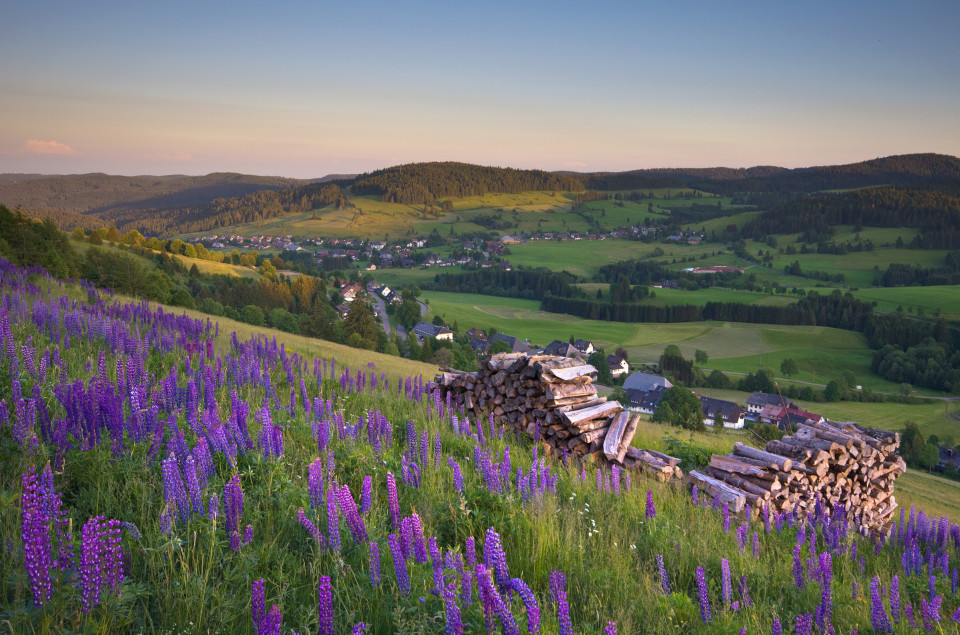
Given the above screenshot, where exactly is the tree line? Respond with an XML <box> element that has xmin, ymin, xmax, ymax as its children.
<box><xmin>422</xmin><ymin>267</ymin><xmax>583</xmax><ymax>300</ymax></box>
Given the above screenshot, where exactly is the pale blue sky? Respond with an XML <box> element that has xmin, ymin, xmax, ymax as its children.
<box><xmin>1</xmin><ymin>0</ymin><xmax>958</xmax><ymax>177</ymax></box>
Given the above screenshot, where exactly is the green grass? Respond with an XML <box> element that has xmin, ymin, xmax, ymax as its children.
<box><xmin>850</xmin><ymin>285</ymin><xmax>960</xmax><ymax>319</ymax></box>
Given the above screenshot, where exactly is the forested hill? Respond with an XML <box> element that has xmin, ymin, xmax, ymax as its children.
<box><xmin>741</xmin><ymin>186</ymin><xmax>960</xmax><ymax>248</ymax></box>
<box><xmin>0</xmin><ymin>172</ymin><xmax>306</xmax><ymax>220</ymax></box>
<box><xmin>690</xmin><ymin>153</ymin><xmax>960</xmax><ymax>194</ymax></box>
<box><xmin>111</xmin><ymin>182</ymin><xmax>348</xmax><ymax>236</ymax></box>
<box><xmin>350</xmin><ymin>162</ymin><xmax>585</xmax><ymax>204</ymax></box>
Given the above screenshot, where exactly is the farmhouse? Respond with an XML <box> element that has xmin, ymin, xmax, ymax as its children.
<box><xmin>573</xmin><ymin>339</ymin><xmax>595</xmax><ymax>355</ymax></box>
<box><xmin>490</xmin><ymin>333</ymin><xmax>531</xmax><ymax>353</ymax></box>
<box><xmin>623</xmin><ymin>372</ymin><xmax>673</xmax><ymax>393</ymax></box>
<box><xmin>625</xmin><ymin>386</ymin><xmax>667</xmax><ymax>415</ymax></box>
<box><xmin>699</xmin><ymin>396</ymin><xmax>745</xmax><ymax>429</ymax></box>
<box><xmin>606</xmin><ymin>354</ymin><xmax>629</xmax><ymax>377</ymax></box>
<box><xmin>544</xmin><ymin>340</ymin><xmax>581</xmax><ymax>357</ymax></box>
<box><xmin>745</xmin><ymin>392</ymin><xmax>792</xmax><ymax>415</ymax></box>
<box><xmin>341</xmin><ymin>282</ymin><xmax>364</xmax><ymax>302</ymax></box>
<box><xmin>412</xmin><ymin>321</ymin><xmax>454</xmax><ymax>343</ymax></box>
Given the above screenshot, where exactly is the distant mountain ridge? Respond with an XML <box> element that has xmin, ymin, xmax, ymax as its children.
<box><xmin>3</xmin><ymin>153</ymin><xmax>957</xmax><ymax>236</ymax></box>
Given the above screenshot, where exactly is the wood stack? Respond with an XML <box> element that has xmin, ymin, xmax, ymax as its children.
<box><xmin>687</xmin><ymin>419</ymin><xmax>903</xmax><ymax>532</ymax></box>
<box><xmin>435</xmin><ymin>353</ymin><xmax>682</xmax><ymax>480</ymax></box>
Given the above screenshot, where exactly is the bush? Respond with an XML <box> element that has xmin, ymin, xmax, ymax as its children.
<box><xmin>240</xmin><ymin>304</ymin><xmax>266</xmax><ymax>326</ymax></box>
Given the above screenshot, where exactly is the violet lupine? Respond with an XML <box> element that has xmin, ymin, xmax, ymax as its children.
<box><xmin>387</xmin><ymin>533</ymin><xmax>410</xmax><ymax>596</ymax></box>
<box><xmin>721</xmin><ymin>558</ymin><xmax>732</xmax><ymax>608</ymax></box>
<box><xmin>360</xmin><ymin>476</ymin><xmax>372</xmax><ymax>514</ymax></box>
<box><xmin>723</xmin><ymin>501</ymin><xmax>730</xmax><ymax>534</ymax></box>
<box><xmin>817</xmin><ymin>551</ymin><xmax>833</xmax><ymax>631</ymax></box>
<box><xmin>466</xmin><ymin>536</ymin><xmax>477</xmax><ymax>568</ymax></box>
<box><xmin>243</xmin><ymin>524</ymin><xmax>254</xmax><ymax>545</ymax></box>
<box><xmin>696</xmin><ymin>566</ymin><xmax>711</xmax><ymax>624</ymax></box>
<box><xmin>369</xmin><ymin>542</ymin><xmax>381</xmax><ymax>587</ymax></box>
<box><xmin>739</xmin><ymin>575</ymin><xmax>753</xmax><ymax>608</ymax></box>
<box><xmin>78</xmin><ymin>516</ymin><xmax>124</xmax><ymax>613</ymax></box>
<box><xmin>656</xmin><ymin>554</ymin><xmax>670</xmax><ymax>594</ymax></box>
<box><xmin>510</xmin><ymin>577</ymin><xmax>541</xmax><ymax>634</ymax></box>
<box><xmin>252</xmin><ymin>579</ymin><xmax>267</xmax><ymax>632</ymax></box>
<box><xmin>386</xmin><ymin>472</ymin><xmax>400</xmax><ymax>529</ymax></box>
<box><xmin>549</xmin><ymin>569</ymin><xmax>567</xmax><ymax>604</ymax></box>
<box><xmin>20</xmin><ymin>469</ymin><xmax>53</xmax><ymax>605</ymax></box>
<box><xmin>224</xmin><ymin>474</ymin><xmax>243</xmax><ymax>535</ymax></box>
<box><xmin>921</xmin><ymin>594</ymin><xmax>943</xmax><ymax>631</ymax></box>
<box><xmin>792</xmin><ymin>544</ymin><xmax>805</xmax><ymax>589</ymax></box>
<box><xmin>297</xmin><ymin>507</ymin><xmax>326</xmax><ymax>548</ymax></box>
<box><xmin>184</xmin><ymin>455</ymin><xmax>205</xmax><ymax>516</ymax></box>
<box><xmin>208</xmin><ymin>494</ymin><xmax>219</xmax><ymax>521</ymax></box>
<box><xmin>443</xmin><ymin>581</ymin><xmax>464</xmax><ymax>635</ymax></box>
<box><xmin>604</xmin><ymin>622</ymin><xmax>617</xmax><ymax>634</ymax></box>
<box><xmin>870</xmin><ymin>575</ymin><xmax>892</xmax><ymax>633</ymax></box>
<box><xmin>326</xmin><ymin>486</ymin><xmax>341</xmax><ymax>552</ymax></box>
<box><xmin>412</xmin><ymin>514</ymin><xmax>428</xmax><ymax>564</ymax></box>
<box><xmin>772</xmin><ymin>618</ymin><xmax>782</xmax><ymax>635</ymax></box>
<box><xmin>484</xmin><ymin>527</ymin><xmax>510</xmax><ymax>591</ymax></box>
<box><xmin>337</xmin><ymin>484</ymin><xmax>368</xmax><ymax>544</ymax></box>
<box><xmin>162</xmin><ymin>453</ymin><xmax>190</xmax><ymax>523</ymax></box>
<box><xmin>318</xmin><ymin>576</ymin><xmax>334</xmax><ymax>635</ymax></box>
<box><xmin>308</xmin><ymin>458</ymin><xmax>324</xmax><ymax>509</ymax></box>
<box><xmin>645</xmin><ymin>490</ymin><xmax>656</xmax><ymax>519</ymax></box>
<box><xmin>557</xmin><ymin>589</ymin><xmax>573</xmax><ymax>635</ymax></box>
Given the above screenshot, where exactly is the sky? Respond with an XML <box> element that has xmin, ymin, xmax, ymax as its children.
<box><xmin>1</xmin><ymin>0</ymin><xmax>958</xmax><ymax>178</ymax></box>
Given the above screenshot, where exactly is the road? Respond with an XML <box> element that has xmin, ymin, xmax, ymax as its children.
<box><xmin>372</xmin><ymin>294</ymin><xmax>391</xmax><ymax>336</ymax></box>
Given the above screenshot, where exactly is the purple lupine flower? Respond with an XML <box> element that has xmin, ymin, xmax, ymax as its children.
<box><xmin>386</xmin><ymin>472</ymin><xmax>400</xmax><ymax>529</ymax></box>
<box><xmin>208</xmin><ymin>494</ymin><xmax>219</xmax><ymax>521</ymax></box>
<box><xmin>723</xmin><ymin>501</ymin><xmax>730</xmax><ymax>534</ymax></box>
<box><xmin>604</xmin><ymin>622</ymin><xmax>617</xmax><ymax>635</ymax></box>
<box><xmin>656</xmin><ymin>554</ymin><xmax>670</xmax><ymax>594</ymax></box>
<box><xmin>691</xmin><ymin>484</ymin><xmax>698</xmax><ymax>505</ymax></box>
<box><xmin>484</xmin><ymin>527</ymin><xmax>510</xmax><ymax>591</ymax></box>
<box><xmin>262</xmin><ymin>605</ymin><xmax>282</xmax><ymax>635</ymax></box>
<box><xmin>297</xmin><ymin>507</ymin><xmax>326</xmax><ymax>548</ymax></box>
<box><xmin>252</xmin><ymin>579</ymin><xmax>267</xmax><ymax>631</ymax></box>
<box><xmin>736</xmin><ymin>525</ymin><xmax>747</xmax><ymax>552</ymax></box>
<box><xmin>162</xmin><ymin>453</ymin><xmax>190</xmax><ymax>523</ymax></box>
<box><xmin>369</xmin><ymin>542</ymin><xmax>381</xmax><ymax>587</ymax></box>
<box><xmin>243</xmin><ymin>524</ymin><xmax>254</xmax><ymax>544</ymax></box>
<box><xmin>752</xmin><ymin>533</ymin><xmax>759</xmax><ymax>558</ymax></box>
<box><xmin>411</xmin><ymin>514</ymin><xmax>428</xmax><ymax>563</ymax></box>
<box><xmin>870</xmin><ymin>576</ymin><xmax>892</xmax><ymax>633</ymax></box>
<box><xmin>230</xmin><ymin>531</ymin><xmax>241</xmax><ymax>552</ymax></box>
<box><xmin>466</xmin><ymin>536</ymin><xmax>477</xmax><ymax>568</ymax></box>
<box><xmin>326</xmin><ymin>486</ymin><xmax>341</xmax><ymax>552</ymax></box>
<box><xmin>360</xmin><ymin>476</ymin><xmax>372</xmax><ymax>514</ymax></box>
<box><xmin>78</xmin><ymin>516</ymin><xmax>124</xmax><ymax>613</ymax></box>
<box><xmin>772</xmin><ymin>618</ymin><xmax>782</xmax><ymax>635</ymax></box>
<box><xmin>557</xmin><ymin>589</ymin><xmax>573</xmax><ymax>635</ymax></box>
<box><xmin>443</xmin><ymin>581</ymin><xmax>464</xmax><ymax>635</ymax></box>
<box><xmin>318</xmin><ymin>575</ymin><xmax>334</xmax><ymax>635</ymax></box>
<box><xmin>952</xmin><ymin>606</ymin><xmax>960</xmax><ymax>623</ymax></box>
<box><xmin>721</xmin><ymin>558</ymin><xmax>732</xmax><ymax>607</ymax></box>
<box><xmin>308</xmin><ymin>458</ymin><xmax>324</xmax><ymax>509</ymax></box>
<box><xmin>224</xmin><ymin>474</ymin><xmax>243</xmax><ymax>535</ymax></box>
<box><xmin>549</xmin><ymin>569</ymin><xmax>567</xmax><ymax>604</ymax></box>
<box><xmin>387</xmin><ymin>533</ymin><xmax>410</xmax><ymax>596</ymax></box>
<box><xmin>921</xmin><ymin>594</ymin><xmax>943</xmax><ymax>631</ymax></box>
<box><xmin>337</xmin><ymin>484</ymin><xmax>368</xmax><ymax>544</ymax></box>
<box><xmin>696</xmin><ymin>566</ymin><xmax>711</xmax><ymax>624</ymax></box>
<box><xmin>739</xmin><ymin>575</ymin><xmax>753</xmax><ymax>607</ymax></box>
<box><xmin>510</xmin><ymin>577</ymin><xmax>540</xmax><ymax>634</ymax></box>
<box><xmin>818</xmin><ymin>552</ymin><xmax>833</xmax><ymax>630</ymax></box>
<box><xmin>792</xmin><ymin>544</ymin><xmax>805</xmax><ymax>588</ymax></box>
<box><xmin>645</xmin><ymin>490</ymin><xmax>656</xmax><ymax>519</ymax></box>
<box><xmin>20</xmin><ymin>470</ymin><xmax>53</xmax><ymax>606</ymax></box>
<box><xmin>184</xmin><ymin>456</ymin><xmax>205</xmax><ymax>516</ymax></box>
<box><xmin>905</xmin><ymin>603</ymin><xmax>917</xmax><ymax>629</ymax></box>
<box><xmin>354</xmin><ymin>623</ymin><xmax>367</xmax><ymax>635</ymax></box>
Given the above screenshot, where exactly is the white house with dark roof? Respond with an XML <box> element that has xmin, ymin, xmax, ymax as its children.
<box><xmin>412</xmin><ymin>321</ymin><xmax>453</xmax><ymax>343</ymax></box>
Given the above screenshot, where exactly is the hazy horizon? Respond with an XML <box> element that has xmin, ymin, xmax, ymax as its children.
<box><xmin>2</xmin><ymin>1</ymin><xmax>958</xmax><ymax>178</ymax></box>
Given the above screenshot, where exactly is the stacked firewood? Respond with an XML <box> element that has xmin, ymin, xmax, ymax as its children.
<box><xmin>435</xmin><ymin>353</ymin><xmax>683</xmax><ymax>480</ymax></box>
<box><xmin>687</xmin><ymin>419</ymin><xmax>903</xmax><ymax>532</ymax></box>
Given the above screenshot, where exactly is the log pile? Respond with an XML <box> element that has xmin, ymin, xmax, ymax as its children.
<box><xmin>687</xmin><ymin>419</ymin><xmax>903</xmax><ymax>532</ymax></box>
<box><xmin>435</xmin><ymin>353</ymin><xmax>683</xmax><ymax>481</ymax></box>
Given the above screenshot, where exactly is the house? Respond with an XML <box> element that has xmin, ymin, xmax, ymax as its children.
<box><xmin>467</xmin><ymin>328</ymin><xmax>487</xmax><ymax>341</ymax></box>
<box><xmin>573</xmin><ymin>339</ymin><xmax>595</xmax><ymax>355</ymax></box>
<box><xmin>336</xmin><ymin>304</ymin><xmax>351</xmax><ymax>319</ymax></box>
<box><xmin>699</xmin><ymin>396</ymin><xmax>745</xmax><ymax>429</ymax></box>
<box><xmin>758</xmin><ymin>403</ymin><xmax>788</xmax><ymax>425</ymax></box>
<box><xmin>937</xmin><ymin>446</ymin><xmax>960</xmax><ymax>472</ymax></box>
<box><xmin>626</xmin><ymin>386</ymin><xmax>667</xmax><ymax>415</ymax></box>
<box><xmin>365</xmin><ymin>263</ymin><xmax>378</xmax><ymax>271</ymax></box>
<box><xmin>745</xmin><ymin>392</ymin><xmax>792</xmax><ymax>415</ymax></box>
<box><xmin>469</xmin><ymin>338</ymin><xmax>489</xmax><ymax>354</ymax></box>
<box><xmin>412</xmin><ymin>321</ymin><xmax>454</xmax><ymax>342</ymax></box>
<box><xmin>778</xmin><ymin>408</ymin><xmax>824</xmax><ymax>431</ymax></box>
<box><xmin>606</xmin><ymin>354</ymin><xmax>629</xmax><ymax>377</ymax></box>
<box><xmin>490</xmin><ymin>333</ymin><xmax>531</xmax><ymax>353</ymax></box>
<box><xmin>690</xmin><ymin>266</ymin><xmax>746</xmax><ymax>275</ymax></box>
<box><xmin>622</xmin><ymin>372</ymin><xmax>673</xmax><ymax>393</ymax></box>
<box><xmin>341</xmin><ymin>282</ymin><xmax>364</xmax><ymax>302</ymax></box>
<box><xmin>544</xmin><ymin>340</ymin><xmax>581</xmax><ymax>357</ymax></box>
<box><xmin>378</xmin><ymin>286</ymin><xmax>392</xmax><ymax>298</ymax></box>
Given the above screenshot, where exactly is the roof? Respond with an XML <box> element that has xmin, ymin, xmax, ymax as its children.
<box><xmin>544</xmin><ymin>340</ymin><xmax>580</xmax><ymax>357</ymax></box>
<box><xmin>623</xmin><ymin>372</ymin><xmax>673</xmax><ymax>393</ymax></box>
<box><xmin>469</xmin><ymin>338</ymin><xmax>489</xmax><ymax>353</ymax></box>
<box><xmin>412</xmin><ymin>322</ymin><xmax>453</xmax><ymax>338</ymax></box>
<box><xmin>490</xmin><ymin>333</ymin><xmax>531</xmax><ymax>353</ymax></box>
<box><xmin>573</xmin><ymin>339</ymin><xmax>593</xmax><ymax>349</ymax></box>
<box><xmin>606</xmin><ymin>354</ymin><xmax>627</xmax><ymax>367</ymax></box>
<box><xmin>626</xmin><ymin>386</ymin><xmax>667</xmax><ymax>410</ymax></box>
<box><xmin>746</xmin><ymin>392</ymin><xmax>791</xmax><ymax>408</ymax></box>
<box><xmin>759</xmin><ymin>403</ymin><xmax>787</xmax><ymax>420</ymax></box>
<box><xmin>699</xmin><ymin>396</ymin><xmax>742</xmax><ymax>422</ymax></box>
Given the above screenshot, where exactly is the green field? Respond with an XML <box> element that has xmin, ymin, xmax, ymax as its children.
<box><xmin>851</xmin><ymin>285</ymin><xmax>960</xmax><ymax>319</ymax></box>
